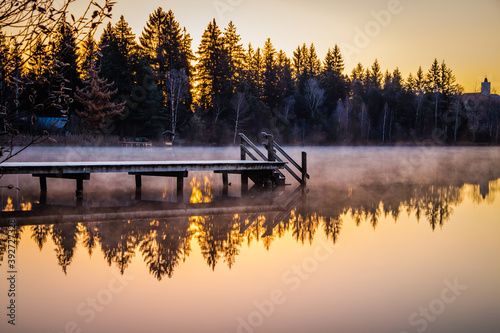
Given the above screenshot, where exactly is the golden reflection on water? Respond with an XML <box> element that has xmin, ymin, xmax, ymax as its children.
<box><xmin>3</xmin><ymin>197</ymin><xmax>14</xmax><ymax>211</ymax></box>
<box><xmin>3</xmin><ymin>197</ymin><xmax>33</xmax><ymax>212</ymax></box>
<box><xmin>0</xmin><ymin>179</ymin><xmax>498</xmax><ymax>281</ymax></box>
<box><xmin>189</xmin><ymin>174</ymin><xmax>213</xmax><ymax>204</ymax></box>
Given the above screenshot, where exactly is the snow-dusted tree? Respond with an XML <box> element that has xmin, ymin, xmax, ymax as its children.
<box><xmin>75</xmin><ymin>64</ymin><xmax>125</xmax><ymax>133</ymax></box>
<box><xmin>164</xmin><ymin>68</ymin><xmax>189</xmax><ymax>142</ymax></box>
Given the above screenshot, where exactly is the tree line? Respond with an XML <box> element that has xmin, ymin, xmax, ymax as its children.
<box><xmin>1</xmin><ymin>6</ymin><xmax>499</xmax><ymax>146</ymax></box>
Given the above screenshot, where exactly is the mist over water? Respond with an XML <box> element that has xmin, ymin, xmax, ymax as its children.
<box><xmin>1</xmin><ymin>146</ymin><xmax>499</xmax><ymax>333</ymax></box>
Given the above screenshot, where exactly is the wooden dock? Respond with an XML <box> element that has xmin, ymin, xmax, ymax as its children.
<box><xmin>0</xmin><ymin>133</ymin><xmax>309</xmax><ymax>203</ymax></box>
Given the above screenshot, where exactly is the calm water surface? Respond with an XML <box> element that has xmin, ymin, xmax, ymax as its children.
<box><xmin>1</xmin><ymin>146</ymin><xmax>499</xmax><ymax>333</ymax></box>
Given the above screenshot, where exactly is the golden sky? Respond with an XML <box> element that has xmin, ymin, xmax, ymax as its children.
<box><xmin>84</xmin><ymin>0</ymin><xmax>500</xmax><ymax>92</ymax></box>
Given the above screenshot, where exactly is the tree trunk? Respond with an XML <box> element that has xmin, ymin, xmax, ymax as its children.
<box><xmin>454</xmin><ymin>102</ymin><xmax>459</xmax><ymax>143</ymax></box>
<box><xmin>382</xmin><ymin>104</ymin><xmax>388</xmax><ymax>143</ymax></box>
<box><xmin>233</xmin><ymin>106</ymin><xmax>240</xmax><ymax>143</ymax></box>
<box><xmin>434</xmin><ymin>93</ymin><xmax>439</xmax><ymax>131</ymax></box>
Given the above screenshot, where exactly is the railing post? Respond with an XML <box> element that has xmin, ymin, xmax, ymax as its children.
<box><xmin>301</xmin><ymin>151</ymin><xmax>307</xmax><ymax>185</ymax></box>
<box><xmin>240</xmin><ymin>134</ymin><xmax>248</xmax><ymax>194</ymax></box>
<box><xmin>266</xmin><ymin>134</ymin><xmax>274</xmax><ymax>161</ymax></box>
<box><xmin>240</xmin><ymin>134</ymin><xmax>246</xmax><ymax>160</ymax></box>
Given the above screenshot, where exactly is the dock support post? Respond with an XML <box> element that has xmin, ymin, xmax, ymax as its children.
<box><xmin>39</xmin><ymin>176</ymin><xmax>47</xmax><ymax>192</ymax></box>
<box><xmin>39</xmin><ymin>191</ymin><xmax>47</xmax><ymax>205</ymax></box>
<box><xmin>76</xmin><ymin>178</ymin><xmax>84</xmax><ymax>197</ymax></box>
<box><xmin>76</xmin><ymin>178</ymin><xmax>84</xmax><ymax>206</ymax></box>
<box><xmin>301</xmin><ymin>151</ymin><xmax>307</xmax><ymax>185</ymax></box>
<box><xmin>222</xmin><ymin>172</ymin><xmax>229</xmax><ymax>196</ymax></box>
<box><xmin>135</xmin><ymin>174</ymin><xmax>142</xmax><ymax>189</ymax></box>
<box><xmin>177</xmin><ymin>176</ymin><xmax>184</xmax><ymax>202</ymax></box>
<box><xmin>134</xmin><ymin>174</ymin><xmax>142</xmax><ymax>200</ymax></box>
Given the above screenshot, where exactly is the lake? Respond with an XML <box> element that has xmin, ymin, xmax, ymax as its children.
<box><xmin>1</xmin><ymin>146</ymin><xmax>499</xmax><ymax>333</ymax></box>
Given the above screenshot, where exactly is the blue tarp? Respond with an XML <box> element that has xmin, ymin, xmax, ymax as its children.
<box><xmin>36</xmin><ymin>117</ymin><xmax>67</xmax><ymax>130</ymax></box>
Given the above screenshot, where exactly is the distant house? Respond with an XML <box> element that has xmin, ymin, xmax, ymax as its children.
<box><xmin>461</xmin><ymin>78</ymin><xmax>500</xmax><ymax>141</ymax></box>
<box><xmin>462</xmin><ymin>78</ymin><xmax>500</xmax><ymax>106</ymax></box>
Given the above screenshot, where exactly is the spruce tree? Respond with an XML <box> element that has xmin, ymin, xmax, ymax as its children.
<box><xmin>306</xmin><ymin>43</ymin><xmax>321</xmax><ymax>78</ymax></box>
<box><xmin>99</xmin><ymin>17</ymin><xmax>136</xmax><ymax>98</ymax></box>
<box><xmin>223</xmin><ymin>21</ymin><xmax>245</xmax><ymax>91</ymax></box>
<box><xmin>28</xmin><ymin>37</ymin><xmax>50</xmax><ymax>79</ymax></box>
<box><xmin>79</xmin><ymin>33</ymin><xmax>98</xmax><ymax>80</ymax></box>
<box><xmin>140</xmin><ymin>8</ymin><xmax>188</xmax><ymax>90</ymax></box>
<box><xmin>351</xmin><ymin>63</ymin><xmax>365</xmax><ymax>82</ymax></box>
<box><xmin>75</xmin><ymin>63</ymin><xmax>125</xmax><ymax>133</ymax></box>
<box><xmin>321</xmin><ymin>45</ymin><xmax>347</xmax><ymax>114</ymax></box>
<box><xmin>262</xmin><ymin>38</ymin><xmax>278</xmax><ymax>108</ymax></box>
<box><xmin>426</xmin><ymin>58</ymin><xmax>442</xmax><ymax>130</ymax></box>
<box><xmin>51</xmin><ymin>17</ymin><xmax>80</xmax><ymax>93</ymax></box>
<box><xmin>195</xmin><ymin>19</ymin><xmax>230</xmax><ymax>118</ymax></box>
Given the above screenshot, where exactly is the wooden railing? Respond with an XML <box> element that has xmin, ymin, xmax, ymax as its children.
<box><xmin>239</xmin><ymin>132</ymin><xmax>309</xmax><ymax>185</ymax></box>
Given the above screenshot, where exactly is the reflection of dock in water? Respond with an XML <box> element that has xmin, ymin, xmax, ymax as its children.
<box><xmin>0</xmin><ymin>133</ymin><xmax>309</xmax><ymax>204</ymax></box>
<box><xmin>0</xmin><ymin>186</ymin><xmax>308</xmax><ymax>232</ymax></box>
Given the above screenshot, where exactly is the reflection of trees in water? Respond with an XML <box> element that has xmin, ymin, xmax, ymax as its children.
<box><xmin>81</xmin><ymin>222</ymin><xmax>100</xmax><ymax>256</ymax></box>
<box><xmin>139</xmin><ymin>220</ymin><xmax>192</xmax><ymax>280</ymax></box>
<box><xmin>412</xmin><ymin>185</ymin><xmax>463</xmax><ymax>230</ymax></box>
<box><xmin>52</xmin><ymin>224</ymin><xmax>79</xmax><ymax>274</ymax></box>
<box><xmin>290</xmin><ymin>211</ymin><xmax>320</xmax><ymax>245</ymax></box>
<box><xmin>343</xmin><ymin>183</ymin><xmax>464</xmax><ymax>230</ymax></box>
<box><xmin>196</xmin><ymin>216</ymin><xmax>243</xmax><ymax>270</ymax></box>
<box><xmin>1</xmin><ymin>179</ymin><xmax>498</xmax><ymax>276</ymax></box>
<box><xmin>31</xmin><ymin>225</ymin><xmax>51</xmax><ymax>250</ymax></box>
<box><xmin>0</xmin><ymin>226</ymin><xmax>22</xmax><ymax>266</ymax></box>
<box><xmin>99</xmin><ymin>222</ymin><xmax>138</xmax><ymax>275</ymax></box>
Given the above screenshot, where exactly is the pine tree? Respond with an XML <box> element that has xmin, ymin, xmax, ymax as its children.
<box><xmin>28</xmin><ymin>37</ymin><xmax>50</xmax><ymax>79</ymax></box>
<box><xmin>440</xmin><ymin>60</ymin><xmax>459</xmax><ymax>95</ymax></box>
<box><xmin>51</xmin><ymin>17</ymin><xmax>80</xmax><ymax>92</ymax></box>
<box><xmin>99</xmin><ymin>16</ymin><xmax>136</xmax><ymax>97</ymax></box>
<box><xmin>140</xmin><ymin>8</ymin><xmax>188</xmax><ymax>90</ymax></box>
<box><xmin>195</xmin><ymin>19</ymin><xmax>230</xmax><ymax>119</ymax></box>
<box><xmin>293</xmin><ymin>44</ymin><xmax>308</xmax><ymax>80</ymax></box>
<box><xmin>351</xmin><ymin>63</ymin><xmax>365</xmax><ymax>82</ymax></box>
<box><xmin>180</xmin><ymin>27</ymin><xmax>195</xmax><ymax>77</ymax></box>
<box><xmin>426</xmin><ymin>59</ymin><xmax>441</xmax><ymax>94</ymax></box>
<box><xmin>321</xmin><ymin>45</ymin><xmax>347</xmax><ymax>115</ymax></box>
<box><xmin>243</xmin><ymin>43</ymin><xmax>263</xmax><ymax>97</ymax></box>
<box><xmin>75</xmin><ymin>63</ymin><xmax>125</xmax><ymax>133</ymax></box>
<box><xmin>223</xmin><ymin>21</ymin><xmax>245</xmax><ymax>91</ymax></box>
<box><xmin>262</xmin><ymin>38</ymin><xmax>278</xmax><ymax>107</ymax></box>
<box><xmin>79</xmin><ymin>33</ymin><xmax>98</xmax><ymax>80</ymax></box>
<box><xmin>426</xmin><ymin>58</ymin><xmax>442</xmax><ymax>130</ymax></box>
<box><xmin>306</xmin><ymin>43</ymin><xmax>321</xmax><ymax>78</ymax></box>
<box><xmin>139</xmin><ymin>7</ymin><xmax>167</xmax><ymax>60</ymax></box>
<box><xmin>367</xmin><ymin>59</ymin><xmax>382</xmax><ymax>89</ymax></box>
<box><xmin>416</xmin><ymin>66</ymin><xmax>425</xmax><ymax>92</ymax></box>
<box><xmin>275</xmin><ymin>50</ymin><xmax>294</xmax><ymax>103</ymax></box>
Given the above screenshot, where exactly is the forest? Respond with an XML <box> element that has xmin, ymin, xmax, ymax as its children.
<box><xmin>1</xmin><ymin>5</ymin><xmax>499</xmax><ymax>146</ymax></box>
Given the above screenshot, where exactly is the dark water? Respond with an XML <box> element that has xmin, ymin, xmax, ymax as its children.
<box><xmin>1</xmin><ymin>146</ymin><xmax>499</xmax><ymax>333</ymax></box>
